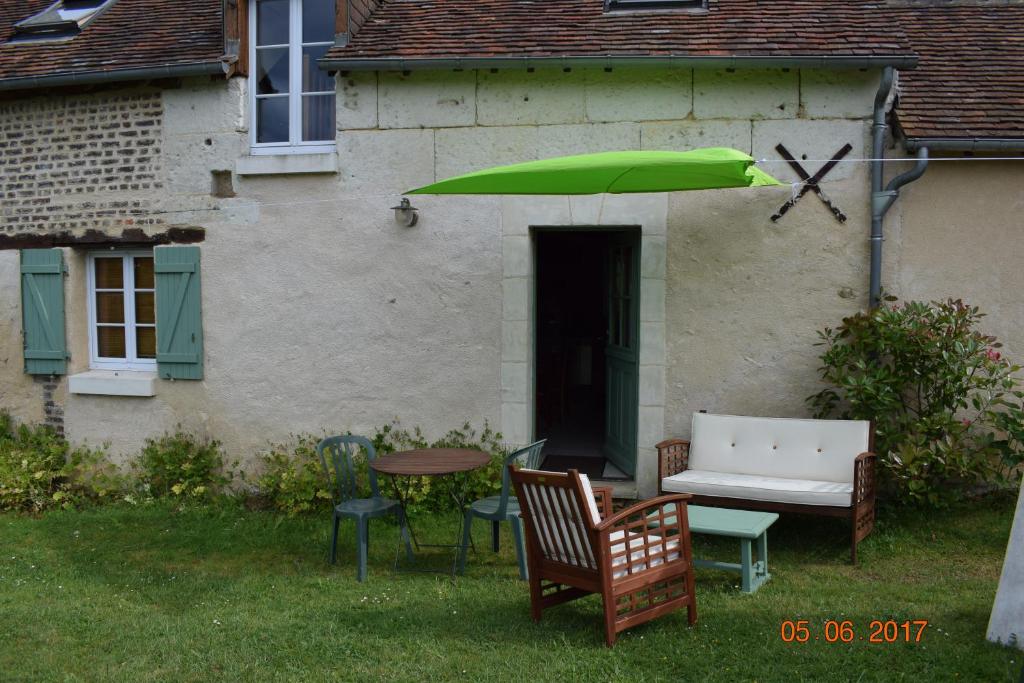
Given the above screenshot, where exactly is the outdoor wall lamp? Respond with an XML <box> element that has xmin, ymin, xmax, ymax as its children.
<box><xmin>392</xmin><ymin>197</ymin><xmax>419</xmax><ymax>227</ymax></box>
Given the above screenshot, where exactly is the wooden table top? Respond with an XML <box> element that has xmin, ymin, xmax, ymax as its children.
<box><xmin>370</xmin><ymin>448</ymin><xmax>491</xmax><ymax>476</ymax></box>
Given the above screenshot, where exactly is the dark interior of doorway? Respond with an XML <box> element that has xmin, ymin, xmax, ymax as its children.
<box><xmin>534</xmin><ymin>231</ymin><xmax>629</xmax><ymax>481</ymax></box>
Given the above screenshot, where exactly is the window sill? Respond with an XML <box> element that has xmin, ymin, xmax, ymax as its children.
<box><xmin>68</xmin><ymin>370</ymin><xmax>157</xmax><ymax>397</ymax></box>
<box><xmin>235</xmin><ymin>152</ymin><xmax>338</xmax><ymax>176</ymax></box>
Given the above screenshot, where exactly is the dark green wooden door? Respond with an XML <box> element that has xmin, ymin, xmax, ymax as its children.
<box><xmin>604</xmin><ymin>232</ymin><xmax>639</xmax><ymax>476</ymax></box>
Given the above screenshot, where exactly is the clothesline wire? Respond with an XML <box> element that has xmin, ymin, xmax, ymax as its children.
<box><xmin>755</xmin><ymin>156</ymin><xmax>1024</xmax><ymax>164</ymax></box>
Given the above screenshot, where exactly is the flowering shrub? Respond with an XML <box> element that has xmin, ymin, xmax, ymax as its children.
<box><xmin>256</xmin><ymin>421</ymin><xmax>508</xmax><ymax>515</ymax></box>
<box><xmin>136</xmin><ymin>431</ymin><xmax>232</xmax><ymax>500</ymax></box>
<box><xmin>809</xmin><ymin>297</ymin><xmax>1024</xmax><ymax>506</ymax></box>
<box><xmin>0</xmin><ymin>413</ymin><xmax>122</xmax><ymax>513</ymax></box>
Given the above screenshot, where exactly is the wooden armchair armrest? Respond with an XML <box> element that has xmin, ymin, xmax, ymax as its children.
<box><xmin>597</xmin><ymin>494</ymin><xmax>692</xmax><ymax>533</ymax></box>
<box><xmin>592</xmin><ymin>486</ymin><xmax>614</xmax><ymax>521</ymax></box>
<box><xmin>597</xmin><ymin>494</ymin><xmax>693</xmax><ymax>581</ymax></box>
<box><xmin>853</xmin><ymin>451</ymin><xmax>877</xmax><ymax>504</ymax></box>
<box><xmin>656</xmin><ymin>439</ymin><xmax>691</xmax><ymax>485</ymax></box>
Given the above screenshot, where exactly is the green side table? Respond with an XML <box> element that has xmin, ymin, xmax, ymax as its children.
<box><xmin>650</xmin><ymin>504</ymin><xmax>779</xmax><ymax>593</ymax></box>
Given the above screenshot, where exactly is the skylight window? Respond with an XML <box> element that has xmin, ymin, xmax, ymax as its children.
<box><xmin>605</xmin><ymin>0</ymin><xmax>706</xmax><ymax>10</ymax></box>
<box><xmin>12</xmin><ymin>0</ymin><xmax>116</xmax><ymax>42</ymax></box>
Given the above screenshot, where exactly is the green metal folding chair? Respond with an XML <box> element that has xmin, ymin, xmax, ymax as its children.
<box><xmin>458</xmin><ymin>439</ymin><xmax>546</xmax><ymax>579</ymax></box>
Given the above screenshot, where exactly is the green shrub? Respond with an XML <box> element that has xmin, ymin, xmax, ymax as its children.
<box><xmin>256</xmin><ymin>433</ymin><xmax>335</xmax><ymax>515</ymax></box>
<box><xmin>372</xmin><ymin>421</ymin><xmax>508</xmax><ymax>513</ymax></box>
<box><xmin>136</xmin><ymin>430</ymin><xmax>232</xmax><ymax>500</ymax></box>
<box><xmin>809</xmin><ymin>297</ymin><xmax>1024</xmax><ymax>506</ymax></box>
<box><xmin>256</xmin><ymin>421</ymin><xmax>508</xmax><ymax>515</ymax></box>
<box><xmin>0</xmin><ymin>413</ymin><xmax>121</xmax><ymax>513</ymax></box>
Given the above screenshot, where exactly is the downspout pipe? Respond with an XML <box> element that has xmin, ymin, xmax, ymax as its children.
<box><xmin>869</xmin><ymin>68</ymin><xmax>929</xmax><ymax>308</ymax></box>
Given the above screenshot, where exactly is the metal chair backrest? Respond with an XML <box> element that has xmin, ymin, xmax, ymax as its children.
<box><xmin>511</xmin><ymin>467</ymin><xmax>599</xmax><ymax>570</ymax></box>
<box><xmin>316</xmin><ymin>435</ymin><xmax>381</xmax><ymax>503</ymax></box>
<box><xmin>496</xmin><ymin>439</ymin><xmax>546</xmax><ymax>517</ymax></box>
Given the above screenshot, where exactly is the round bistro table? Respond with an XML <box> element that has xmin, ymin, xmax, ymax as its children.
<box><xmin>370</xmin><ymin>448</ymin><xmax>490</xmax><ymax>576</ymax></box>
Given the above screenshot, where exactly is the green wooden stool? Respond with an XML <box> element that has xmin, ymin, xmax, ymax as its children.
<box><xmin>649</xmin><ymin>504</ymin><xmax>779</xmax><ymax>593</ymax></box>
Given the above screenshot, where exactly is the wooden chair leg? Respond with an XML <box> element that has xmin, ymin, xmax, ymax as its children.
<box><xmin>528</xmin><ymin>567</ymin><xmax>544</xmax><ymax>623</ymax></box>
<box><xmin>329</xmin><ymin>515</ymin><xmax>340</xmax><ymax>565</ymax></box>
<box><xmin>601</xmin><ymin>594</ymin><xmax>618</xmax><ymax>647</ymax></box>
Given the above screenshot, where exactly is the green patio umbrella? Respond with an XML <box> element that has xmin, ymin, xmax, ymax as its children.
<box><xmin>407</xmin><ymin>147</ymin><xmax>782</xmax><ymax>195</ymax></box>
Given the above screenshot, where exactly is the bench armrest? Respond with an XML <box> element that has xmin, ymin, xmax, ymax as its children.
<box><xmin>592</xmin><ymin>486</ymin><xmax>614</xmax><ymax>520</ymax></box>
<box><xmin>656</xmin><ymin>439</ymin><xmax>691</xmax><ymax>486</ymax></box>
<box><xmin>853</xmin><ymin>451</ymin><xmax>877</xmax><ymax>504</ymax></box>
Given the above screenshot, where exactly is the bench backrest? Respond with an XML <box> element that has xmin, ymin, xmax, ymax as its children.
<box><xmin>689</xmin><ymin>413</ymin><xmax>870</xmax><ymax>483</ymax></box>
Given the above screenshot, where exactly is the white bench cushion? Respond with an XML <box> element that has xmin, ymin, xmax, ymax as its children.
<box><xmin>690</xmin><ymin>413</ymin><xmax>870</xmax><ymax>484</ymax></box>
<box><xmin>662</xmin><ymin>469</ymin><xmax>854</xmax><ymax>507</ymax></box>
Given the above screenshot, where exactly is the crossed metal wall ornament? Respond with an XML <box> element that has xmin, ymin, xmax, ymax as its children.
<box><xmin>769</xmin><ymin>143</ymin><xmax>853</xmax><ymax>224</ymax></box>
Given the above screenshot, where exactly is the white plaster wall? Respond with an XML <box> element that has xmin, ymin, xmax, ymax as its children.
<box><xmin>890</xmin><ymin>160</ymin><xmax>1024</xmax><ymax>360</ymax></box>
<box><xmin>5</xmin><ymin>68</ymin><xmax>912</xmax><ymax>489</ymax></box>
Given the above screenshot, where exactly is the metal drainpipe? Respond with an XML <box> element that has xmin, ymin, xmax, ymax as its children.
<box><xmin>869</xmin><ymin>68</ymin><xmax>929</xmax><ymax>308</ymax></box>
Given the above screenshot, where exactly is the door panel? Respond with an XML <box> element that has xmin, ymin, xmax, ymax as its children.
<box><xmin>604</xmin><ymin>233</ymin><xmax>639</xmax><ymax>476</ymax></box>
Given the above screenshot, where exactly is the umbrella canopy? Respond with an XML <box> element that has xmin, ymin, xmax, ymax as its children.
<box><xmin>407</xmin><ymin>147</ymin><xmax>782</xmax><ymax>195</ymax></box>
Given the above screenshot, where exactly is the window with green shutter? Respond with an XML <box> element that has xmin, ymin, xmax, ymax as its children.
<box><xmin>20</xmin><ymin>249</ymin><xmax>68</xmax><ymax>376</ymax></box>
<box><xmin>154</xmin><ymin>246</ymin><xmax>204</xmax><ymax>380</ymax></box>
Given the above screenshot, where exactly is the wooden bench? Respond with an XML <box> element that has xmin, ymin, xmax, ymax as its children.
<box><xmin>657</xmin><ymin>413</ymin><xmax>876</xmax><ymax>563</ymax></box>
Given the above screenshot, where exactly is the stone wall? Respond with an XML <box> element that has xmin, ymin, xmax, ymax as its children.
<box><xmin>0</xmin><ymin>91</ymin><xmax>165</xmax><ymax>235</ymax></box>
<box><xmin>0</xmin><ymin>68</ymin><xmax>1018</xmax><ymax>498</ymax></box>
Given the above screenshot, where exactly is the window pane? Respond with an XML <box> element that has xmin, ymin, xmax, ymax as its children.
<box><xmin>136</xmin><ymin>327</ymin><xmax>156</xmax><ymax>360</ymax></box>
<box><xmin>302</xmin><ymin>45</ymin><xmax>334</xmax><ymax>92</ymax></box>
<box><xmin>257</xmin><ymin>97</ymin><xmax>290</xmax><ymax>143</ymax></box>
<box><xmin>134</xmin><ymin>257</ymin><xmax>154</xmax><ymax>289</ymax></box>
<box><xmin>256</xmin><ymin>47</ymin><xmax>290</xmax><ymax>95</ymax></box>
<box><xmin>135</xmin><ymin>292</ymin><xmax>155</xmax><ymax>325</ymax></box>
<box><xmin>302</xmin><ymin>94</ymin><xmax>334</xmax><ymax>141</ymax></box>
<box><xmin>94</xmin><ymin>258</ymin><xmax>123</xmax><ymax>289</ymax></box>
<box><xmin>303</xmin><ymin>0</ymin><xmax>335</xmax><ymax>43</ymax></box>
<box><xmin>97</xmin><ymin>327</ymin><xmax>126</xmax><ymax>359</ymax></box>
<box><xmin>95</xmin><ymin>292</ymin><xmax>125</xmax><ymax>324</ymax></box>
<box><xmin>257</xmin><ymin>0</ymin><xmax>289</xmax><ymax>45</ymax></box>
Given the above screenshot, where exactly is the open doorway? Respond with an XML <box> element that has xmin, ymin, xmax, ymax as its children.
<box><xmin>534</xmin><ymin>229</ymin><xmax>639</xmax><ymax>480</ymax></box>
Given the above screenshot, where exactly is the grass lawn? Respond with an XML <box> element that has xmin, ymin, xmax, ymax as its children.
<box><xmin>1</xmin><ymin>496</ymin><xmax>1021</xmax><ymax>682</ymax></box>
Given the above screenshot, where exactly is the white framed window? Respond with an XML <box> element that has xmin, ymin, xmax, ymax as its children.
<box><xmin>86</xmin><ymin>251</ymin><xmax>157</xmax><ymax>371</ymax></box>
<box><xmin>250</xmin><ymin>0</ymin><xmax>336</xmax><ymax>155</ymax></box>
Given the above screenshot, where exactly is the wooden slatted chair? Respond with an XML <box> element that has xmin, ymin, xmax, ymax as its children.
<box><xmin>510</xmin><ymin>467</ymin><xmax>697</xmax><ymax>646</ymax></box>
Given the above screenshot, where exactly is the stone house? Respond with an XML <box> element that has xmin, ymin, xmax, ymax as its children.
<box><xmin>0</xmin><ymin>0</ymin><xmax>1021</xmax><ymax>497</ymax></box>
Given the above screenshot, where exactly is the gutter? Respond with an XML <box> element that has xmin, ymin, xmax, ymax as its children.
<box><xmin>869</xmin><ymin>65</ymin><xmax>929</xmax><ymax>307</ymax></box>
<box><xmin>904</xmin><ymin>137</ymin><xmax>1024</xmax><ymax>153</ymax></box>
<box><xmin>0</xmin><ymin>60</ymin><xmax>228</xmax><ymax>92</ymax></box>
<box><xmin>320</xmin><ymin>54</ymin><xmax>918</xmax><ymax>72</ymax></box>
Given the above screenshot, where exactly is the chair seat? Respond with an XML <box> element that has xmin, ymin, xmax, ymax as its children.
<box><xmin>336</xmin><ymin>496</ymin><xmax>400</xmax><ymax>517</ymax></box>
<box><xmin>470</xmin><ymin>494</ymin><xmax>521</xmax><ymax>518</ymax></box>
<box><xmin>662</xmin><ymin>469</ymin><xmax>853</xmax><ymax>507</ymax></box>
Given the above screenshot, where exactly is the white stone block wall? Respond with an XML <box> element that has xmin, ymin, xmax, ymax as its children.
<box><xmin>3</xmin><ymin>66</ymin><xmax>1020</xmax><ymax>496</ymax></box>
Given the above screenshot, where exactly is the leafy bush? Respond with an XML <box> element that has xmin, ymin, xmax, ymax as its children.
<box><xmin>256</xmin><ymin>421</ymin><xmax>508</xmax><ymax>515</ymax></box>
<box><xmin>809</xmin><ymin>297</ymin><xmax>1024</xmax><ymax>506</ymax></box>
<box><xmin>136</xmin><ymin>430</ymin><xmax>232</xmax><ymax>500</ymax></box>
<box><xmin>372</xmin><ymin>421</ymin><xmax>508</xmax><ymax>513</ymax></box>
<box><xmin>256</xmin><ymin>433</ymin><xmax>335</xmax><ymax>515</ymax></box>
<box><xmin>0</xmin><ymin>413</ymin><xmax>122</xmax><ymax>513</ymax></box>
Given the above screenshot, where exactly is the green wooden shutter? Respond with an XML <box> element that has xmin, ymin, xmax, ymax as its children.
<box><xmin>154</xmin><ymin>246</ymin><xmax>204</xmax><ymax>380</ymax></box>
<box><xmin>20</xmin><ymin>249</ymin><xmax>68</xmax><ymax>376</ymax></box>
